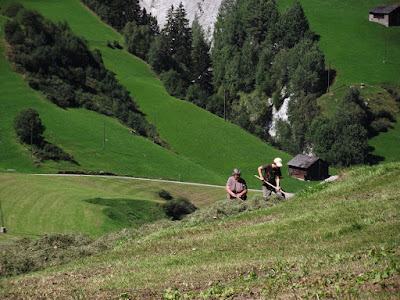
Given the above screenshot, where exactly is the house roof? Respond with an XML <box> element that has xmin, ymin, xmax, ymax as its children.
<box><xmin>369</xmin><ymin>5</ymin><xmax>399</xmax><ymax>15</ymax></box>
<box><xmin>287</xmin><ymin>154</ymin><xmax>320</xmax><ymax>169</ymax></box>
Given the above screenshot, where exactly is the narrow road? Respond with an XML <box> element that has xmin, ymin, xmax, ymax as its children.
<box><xmin>33</xmin><ymin>173</ymin><xmax>264</xmax><ymax>192</ymax></box>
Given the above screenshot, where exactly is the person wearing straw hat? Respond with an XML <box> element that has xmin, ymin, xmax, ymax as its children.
<box><xmin>257</xmin><ymin>158</ymin><xmax>283</xmax><ymax>197</ymax></box>
<box><xmin>226</xmin><ymin>168</ymin><xmax>248</xmax><ymax>200</ymax></box>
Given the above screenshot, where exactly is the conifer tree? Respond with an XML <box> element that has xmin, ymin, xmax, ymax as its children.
<box><xmin>191</xmin><ymin>19</ymin><xmax>212</xmax><ymax>94</ymax></box>
<box><xmin>172</xmin><ymin>3</ymin><xmax>192</xmax><ymax>71</ymax></box>
<box><xmin>278</xmin><ymin>1</ymin><xmax>313</xmax><ymax>48</ymax></box>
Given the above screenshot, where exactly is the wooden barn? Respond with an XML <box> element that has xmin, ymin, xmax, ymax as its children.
<box><xmin>287</xmin><ymin>154</ymin><xmax>329</xmax><ymax>181</ymax></box>
<box><xmin>369</xmin><ymin>5</ymin><xmax>400</xmax><ymax>27</ymax></box>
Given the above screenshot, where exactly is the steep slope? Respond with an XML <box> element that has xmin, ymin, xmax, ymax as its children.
<box><xmin>1</xmin><ymin>162</ymin><xmax>399</xmax><ymax>298</ymax></box>
<box><xmin>0</xmin><ymin>14</ymin><xmax>224</xmax><ymax>184</ymax></box>
<box><xmin>1</xmin><ymin>0</ymin><xmax>307</xmax><ymax>191</ymax></box>
<box><xmin>281</xmin><ymin>0</ymin><xmax>400</xmax><ymax>162</ymax></box>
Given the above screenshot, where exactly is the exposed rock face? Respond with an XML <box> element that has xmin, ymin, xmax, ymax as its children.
<box><xmin>139</xmin><ymin>0</ymin><xmax>223</xmax><ymax>40</ymax></box>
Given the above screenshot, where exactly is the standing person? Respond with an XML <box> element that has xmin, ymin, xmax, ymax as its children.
<box><xmin>226</xmin><ymin>168</ymin><xmax>247</xmax><ymax>200</ymax></box>
<box><xmin>257</xmin><ymin>158</ymin><xmax>284</xmax><ymax>197</ymax></box>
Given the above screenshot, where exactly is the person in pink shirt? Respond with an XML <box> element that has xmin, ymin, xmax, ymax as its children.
<box><xmin>226</xmin><ymin>168</ymin><xmax>247</xmax><ymax>200</ymax></box>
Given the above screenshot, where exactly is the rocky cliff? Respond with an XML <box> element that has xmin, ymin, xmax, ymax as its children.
<box><xmin>139</xmin><ymin>0</ymin><xmax>223</xmax><ymax>40</ymax></box>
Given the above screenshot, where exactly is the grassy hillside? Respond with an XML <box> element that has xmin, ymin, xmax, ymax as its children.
<box><xmin>279</xmin><ymin>0</ymin><xmax>400</xmax><ymax>163</ymax></box>
<box><xmin>0</xmin><ymin>162</ymin><xmax>399</xmax><ymax>298</ymax></box>
<box><xmin>0</xmin><ymin>173</ymin><xmax>237</xmax><ymax>239</ymax></box>
<box><xmin>0</xmin><ymin>14</ymin><xmax>224</xmax><ymax>184</ymax></box>
<box><xmin>370</xmin><ymin>114</ymin><xmax>400</xmax><ymax>162</ymax></box>
<box><xmin>0</xmin><ymin>0</ymin><xmax>311</xmax><ymax>192</ymax></box>
<box><xmin>279</xmin><ymin>0</ymin><xmax>400</xmax><ymax>88</ymax></box>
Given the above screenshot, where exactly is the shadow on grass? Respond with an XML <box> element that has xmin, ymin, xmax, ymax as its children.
<box><xmin>366</xmin><ymin>146</ymin><xmax>385</xmax><ymax>165</ymax></box>
<box><xmin>84</xmin><ymin>198</ymin><xmax>166</xmax><ymax>230</ymax></box>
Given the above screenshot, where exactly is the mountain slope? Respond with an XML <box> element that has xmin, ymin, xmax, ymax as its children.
<box><xmin>279</xmin><ymin>0</ymin><xmax>400</xmax><ymax>88</ymax></box>
<box><xmin>279</xmin><ymin>0</ymin><xmax>400</xmax><ymax>162</ymax></box>
<box><xmin>0</xmin><ymin>14</ymin><xmax>224</xmax><ymax>184</ymax></box>
<box><xmin>1</xmin><ymin>0</ymin><xmax>307</xmax><ymax>191</ymax></box>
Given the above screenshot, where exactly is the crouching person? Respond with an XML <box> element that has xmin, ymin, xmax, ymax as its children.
<box><xmin>226</xmin><ymin>168</ymin><xmax>247</xmax><ymax>200</ymax></box>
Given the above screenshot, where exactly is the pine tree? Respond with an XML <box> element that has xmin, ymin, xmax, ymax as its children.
<box><xmin>212</xmin><ymin>0</ymin><xmax>241</xmax><ymax>90</ymax></box>
<box><xmin>172</xmin><ymin>3</ymin><xmax>192</xmax><ymax>71</ymax></box>
<box><xmin>278</xmin><ymin>1</ymin><xmax>313</xmax><ymax>49</ymax></box>
<box><xmin>191</xmin><ymin>19</ymin><xmax>212</xmax><ymax>94</ymax></box>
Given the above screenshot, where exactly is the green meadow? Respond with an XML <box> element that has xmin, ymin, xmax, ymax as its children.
<box><xmin>279</xmin><ymin>0</ymin><xmax>400</xmax><ymax>88</ymax></box>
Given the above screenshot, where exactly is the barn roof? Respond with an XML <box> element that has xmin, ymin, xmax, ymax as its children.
<box><xmin>287</xmin><ymin>154</ymin><xmax>320</xmax><ymax>169</ymax></box>
<box><xmin>369</xmin><ymin>5</ymin><xmax>399</xmax><ymax>14</ymax></box>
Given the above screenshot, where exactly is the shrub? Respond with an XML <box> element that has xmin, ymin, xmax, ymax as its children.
<box><xmin>113</xmin><ymin>40</ymin><xmax>123</xmax><ymax>49</ymax></box>
<box><xmin>2</xmin><ymin>2</ymin><xmax>24</xmax><ymax>18</ymax></box>
<box><xmin>13</xmin><ymin>108</ymin><xmax>46</xmax><ymax>145</ymax></box>
<box><xmin>158</xmin><ymin>189</ymin><xmax>173</xmax><ymax>201</ymax></box>
<box><xmin>38</xmin><ymin>142</ymin><xmax>76</xmax><ymax>162</ymax></box>
<box><xmin>162</xmin><ymin>197</ymin><xmax>197</xmax><ymax>220</ymax></box>
<box><xmin>106</xmin><ymin>40</ymin><xmax>114</xmax><ymax>48</ymax></box>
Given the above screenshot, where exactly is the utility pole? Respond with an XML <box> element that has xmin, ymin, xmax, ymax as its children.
<box><xmin>224</xmin><ymin>89</ymin><xmax>226</xmax><ymax>122</ymax></box>
<box><xmin>0</xmin><ymin>201</ymin><xmax>6</xmax><ymax>234</ymax></box>
<box><xmin>327</xmin><ymin>61</ymin><xmax>331</xmax><ymax>92</ymax></box>
<box><xmin>383</xmin><ymin>30</ymin><xmax>388</xmax><ymax>64</ymax></box>
<box><xmin>103</xmin><ymin>117</ymin><xmax>106</xmax><ymax>150</ymax></box>
<box><xmin>154</xmin><ymin>110</ymin><xmax>157</xmax><ymax>137</ymax></box>
<box><xmin>30</xmin><ymin>121</ymin><xmax>33</xmax><ymax>158</ymax></box>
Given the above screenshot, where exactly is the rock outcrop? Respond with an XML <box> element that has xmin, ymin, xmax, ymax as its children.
<box><xmin>139</xmin><ymin>0</ymin><xmax>223</xmax><ymax>40</ymax></box>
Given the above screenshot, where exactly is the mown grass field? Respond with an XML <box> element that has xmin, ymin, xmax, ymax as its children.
<box><xmin>0</xmin><ymin>163</ymin><xmax>399</xmax><ymax>298</ymax></box>
<box><xmin>0</xmin><ymin>173</ymin><xmax>241</xmax><ymax>239</ymax></box>
<box><xmin>0</xmin><ymin>0</ymin><xmax>313</xmax><ymax>192</ymax></box>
